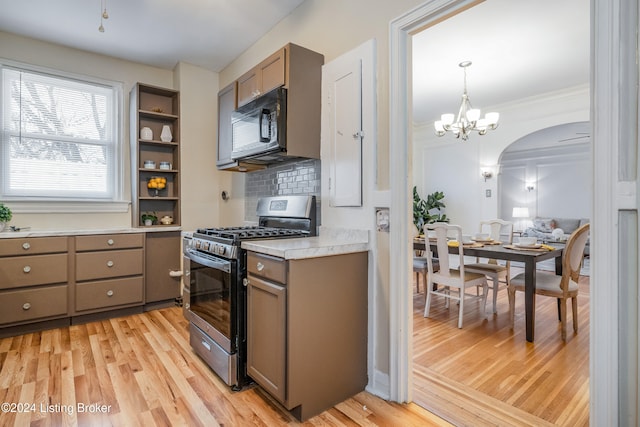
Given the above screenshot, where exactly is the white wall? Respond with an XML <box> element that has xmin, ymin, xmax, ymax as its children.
<box><xmin>175</xmin><ymin>62</ymin><xmax>243</xmax><ymax>230</ymax></box>
<box><xmin>413</xmin><ymin>85</ymin><xmax>590</xmax><ymax>232</ymax></box>
<box><xmin>499</xmin><ymin>139</ymin><xmax>591</xmax><ymax>223</ymax></box>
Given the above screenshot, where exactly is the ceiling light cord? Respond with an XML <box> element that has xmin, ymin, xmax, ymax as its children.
<box><xmin>434</xmin><ymin>61</ymin><xmax>499</xmax><ymax>141</ymax></box>
<box><xmin>99</xmin><ymin>0</ymin><xmax>108</xmax><ymax>33</ymax></box>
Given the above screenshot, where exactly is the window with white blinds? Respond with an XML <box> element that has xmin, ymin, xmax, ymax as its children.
<box><xmin>1</xmin><ymin>63</ymin><xmax>121</xmax><ymax>201</ymax></box>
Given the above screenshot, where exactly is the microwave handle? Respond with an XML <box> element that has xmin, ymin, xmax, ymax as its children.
<box><xmin>259</xmin><ymin>108</ymin><xmax>271</xmax><ymax>142</ymax></box>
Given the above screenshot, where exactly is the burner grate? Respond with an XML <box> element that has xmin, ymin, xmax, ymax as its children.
<box><xmin>197</xmin><ymin>226</ymin><xmax>308</xmax><ymax>241</ymax></box>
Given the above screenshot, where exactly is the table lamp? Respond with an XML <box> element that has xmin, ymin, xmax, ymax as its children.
<box><xmin>512</xmin><ymin>207</ymin><xmax>530</xmax><ymax>232</ymax></box>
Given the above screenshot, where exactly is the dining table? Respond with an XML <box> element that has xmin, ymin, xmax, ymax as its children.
<box><xmin>413</xmin><ymin>237</ymin><xmax>564</xmax><ymax>342</ymax></box>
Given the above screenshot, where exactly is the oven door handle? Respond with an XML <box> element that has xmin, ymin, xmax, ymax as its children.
<box><xmin>185</xmin><ymin>248</ymin><xmax>231</xmax><ymax>273</ymax></box>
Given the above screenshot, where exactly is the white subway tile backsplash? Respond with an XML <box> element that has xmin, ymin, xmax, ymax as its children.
<box><xmin>245</xmin><ymin>159</ymin><xmax>321</xmax><ymax>224</ymax></box>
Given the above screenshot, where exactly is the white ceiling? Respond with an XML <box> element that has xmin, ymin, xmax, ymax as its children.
<box><xmin>412</xmin><ymin>0</ymin><xmax>590</xmax><ymax>125</ymax></box>
<box><xmin>0</xmin><ymin>0</ymin><xmax>589</xmax><ymax>126</ymax></box>
<box><xmin>0</xmin><ymin>0</ymin><xmax>305</xmax><ymax>72</ymax></box>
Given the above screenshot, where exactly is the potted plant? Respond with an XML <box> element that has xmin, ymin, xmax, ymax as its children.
<box><xmin>412</xmin><ymin>186</ymin><xmax>448</xmax><ymax>234</ymax></box>
<box><xmin>141</xmin><ymin>212</ymin><xmax>157</xmax><ymax>226</ymax></box>
<box><xmin>0</xmin><ymin>203</ymin><xmax>13</xmax><ymax>231</ymax></box>
<box><xmin>0</xmin><ymin>203</ymin><xmax>12</xmax><ymax>232</ymax></box>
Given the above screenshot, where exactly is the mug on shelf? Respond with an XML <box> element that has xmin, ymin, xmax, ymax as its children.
<box><xmin>159</xmin><ymin>161</ymin><xmax>172</xmax><ymax>170</ymax></box>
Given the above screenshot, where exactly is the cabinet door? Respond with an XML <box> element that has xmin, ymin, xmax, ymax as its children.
<box><xmin>237</xmin><ymin>68</ymin><xmax>259</xmax><ymax>107</ymax></box>
<box><xmin>259</xmin><ymin>48</ymin><xmax>286</xmax><ymax>95</ymax></box>
<box><xmin>217</xmin><ymin>82</ymin><xmax>237</xmax><ymax>168</ymax></box>
<box><xmin>145</xmin><ymin>231</ymin><xmax>181</xmax><ymax>303</ymax></box>
<box><xmin>247</xmin><ymin>274</ymin><xmax>286</xmax><ymax>403</ymax></box>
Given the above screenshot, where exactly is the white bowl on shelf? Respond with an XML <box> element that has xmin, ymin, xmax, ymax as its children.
<box><xmin>143</xmin><ymin>160</ymin><xmax>156</xmax><ymax>169</ymax></box>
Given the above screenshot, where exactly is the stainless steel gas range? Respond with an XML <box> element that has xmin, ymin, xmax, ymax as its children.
<box><xmin>182</xmin><ymin>195</ymin><xmax>316</xmax><ymax>389</ymax></box>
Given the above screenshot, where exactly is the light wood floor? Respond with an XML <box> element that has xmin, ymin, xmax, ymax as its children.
<box><xmin>0</xmin><ymin>306</ymin><xmax>451</xmax><ymax>426</ymax></box>
<box><xmin>412</xmin><ymin>268</ymin><xmax>590</xmax><ymax>426</ymax></box>
<box><xmin>0</xmin><ymin>271</ymin><xmax>589</xmax><ymax>427</ymax></box>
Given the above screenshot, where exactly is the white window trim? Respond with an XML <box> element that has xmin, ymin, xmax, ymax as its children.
<box><xmin>0</xmin><ymin>58</ymin><xmax>128</xmax><ymax>213</ymax></box>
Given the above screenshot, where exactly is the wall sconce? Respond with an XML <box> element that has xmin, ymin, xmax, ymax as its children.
<box><xmin>481</xmin><ymin>170</ymin><xmax>493</xmax><ymax>181</ymax></box>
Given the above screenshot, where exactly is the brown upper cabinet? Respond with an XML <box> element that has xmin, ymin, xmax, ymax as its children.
<box><xmin>237</xmin><ymin>48</ymin><xmax>286</xmax><ymax>108</ymax></box>
<box><xmin>217</xmin><ymin>43</ymin><xmax>324</xmax><ymax>170</ymax></box>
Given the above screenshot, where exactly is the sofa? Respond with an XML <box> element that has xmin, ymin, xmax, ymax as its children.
<box><xmin>522</xmin><ymin>217</ymin><xmax>590</xmax><ymax>255</ymax></box>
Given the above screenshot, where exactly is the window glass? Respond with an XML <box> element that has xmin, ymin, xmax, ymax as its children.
<box><xmin>1</xmin><ymin>64</ymin><xmax>120</xmax><ymax>200</ymax></box>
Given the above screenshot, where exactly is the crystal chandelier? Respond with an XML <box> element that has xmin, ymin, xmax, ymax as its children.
<box><xmin>434</xmin><ymin>61</ymin><xmax>499</xmax><ymax>141</ymax></box>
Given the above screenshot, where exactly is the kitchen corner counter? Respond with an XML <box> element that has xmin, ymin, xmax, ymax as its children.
<box><xmin>241</xmin><ymin>229</ymin><xmax>369</xmax><ymax>260</ymax></box>
<box><xmin>0</xmin><ymin>226</ymin><xmax>182</xmax><ymax>239</ymax></box>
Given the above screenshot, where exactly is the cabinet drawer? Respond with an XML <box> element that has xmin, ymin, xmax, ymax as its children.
<box><xmin>0</xmin><ymin>236</ymin><xmax>67</xmax><ymax>257</ymax></box>
<box><xmin>247</xmin><ymin>252</ymin><xmax>287</xmax><ymax>284</ymax></box>
<box><xmin>76</xmin><ymin>233</ymin><xmax>144</xmax><ymax>252</ymax></box>
<box><xmin>0</xmin><ymin>285</ymin><xmax>68</xmax><ymax>325</ymax></box>
<box><xmin>76</xmin><ymin>249</ymin><xmax>144</xmax><ymax>281</ymax></box>
<box><xmin>0</xmin><ymin>253</ymin><xmax>68</xmax><ymax>289</ymax></box>
<box><xmin>75</xmin><ymin>277</ymin><xmax>143</xmax><ymax>312</ymax></box>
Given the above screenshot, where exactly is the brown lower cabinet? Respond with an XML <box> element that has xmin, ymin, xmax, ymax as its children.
<box><xmin>144</xmin><ymin>231</ymin><xmax>182</xmax><ymax>308</ymax></box>
<box><xmin>246</xmin><ymin>250</ymin><xmax>368</xmax><ymax>422</ymax></box>
<box><xmin>74</xmin><ymin>233</ymin><xmax>145</xmax><ymax>316</ymax></box>
<box><xmin>0</xmin><ymin>231</ymin><xmax>182</xmax><ymax>337</ymax></box>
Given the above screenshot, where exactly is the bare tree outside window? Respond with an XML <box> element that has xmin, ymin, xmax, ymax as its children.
<box><xmin>1</xmin><ymin>66</ymin><xmax>118</xmax><ymax>200</ymax></box>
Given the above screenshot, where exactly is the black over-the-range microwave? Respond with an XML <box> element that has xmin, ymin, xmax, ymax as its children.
<box><xmin>230</xmin><ymin>87</ymin><xmax>287</xmax><ymax>163</ymax></box>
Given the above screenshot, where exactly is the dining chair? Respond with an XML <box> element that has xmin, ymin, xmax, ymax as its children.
<box><xmin>465</xmin><ymin>219</ymin><xmax>513</xmax><ymax>313</ymax></box>
<box><xmin>508</xmin><ymin>223</ymin><xmax>590</xmax><ymax>340</ymax></box>
<box><xmin>413</xmin><ymin>255</ymin><xmax>439</xmax><ymax>294</ymax></box>
<box><xmin>423</xmin><ymin>223</ymin><xmax>489</xmax><ymax>328</ymax></box>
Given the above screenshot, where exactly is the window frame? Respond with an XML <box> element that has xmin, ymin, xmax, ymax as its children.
<box><xmin>0</xmin><ymin>58</ymin><xmax>127</xmax><ymax>213</ymax></box>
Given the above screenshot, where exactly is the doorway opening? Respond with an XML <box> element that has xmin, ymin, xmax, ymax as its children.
<box><xmin>402</xmin><ymin>2</ymin><xmax>589</xmax><ymax>424</ymax></box>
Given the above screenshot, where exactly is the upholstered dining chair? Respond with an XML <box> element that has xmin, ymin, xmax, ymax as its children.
<box><xmin>413</xmin><ymin>255</ymin><xmax>439</xmax><ymax>294</ymax></box>
<box><xmin>423</xmin><ymin>223</ymin><xmax>489</xmax><ymax>328</ymax></box>
<box><xmin>508</xmin><ymin>223</ymin><xmax>590</xmax><ymax>340</ymax></box>
<box><xmin>466</xmin><ymin>219</ymin><xmax>514</xmax><ymax>313</ymax></box>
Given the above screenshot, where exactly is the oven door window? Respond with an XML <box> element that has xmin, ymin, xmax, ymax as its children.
<box><xmin>189</xmin><ymin>258</ymin><xmax>233</xmax><ymax>341</ymax></box>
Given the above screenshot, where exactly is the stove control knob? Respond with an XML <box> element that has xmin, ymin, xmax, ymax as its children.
<box><xmin>218</xmin><ymin>246</ymin><xmax>226</xmax><ymax>255</ymax></box>
<box><xmin>202</xmin><ymin>242</ymin><xmax>210</xmax><ymax>251</ymax></box>
<box><xmin>195</xmin><ymin>241</ymin><xmax>201</xmax><ymax>249</ymax></box>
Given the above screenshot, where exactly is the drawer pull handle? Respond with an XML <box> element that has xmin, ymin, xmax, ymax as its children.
<box><xmin>22</xmin><ymin>242</ymin><xmax>31</xmax><ymax>250</ymax></box>
<box><xmin>107</xmin><ymin>290</ymin><xmax>114</xmax><ymax>297</ymax></box>
<box><xmin>169</xmin><ymin>270</ymin><xmax>183</xmax><ymax>277</ymax></box>
<box><xmin>202</xmin><ymin>341</ymin><xmax>211</xmax><ymax>351</ymax></box>
<box><xmin>107</xmin><ymin>239</ymin><xmax>114</xmax><ymax>246</ymax></box>
<box><xmin>22</xmin><ymin>302</ymin><xmax>31</xmax><ymax>310</ymax></box>
<box><xmin>257</xmin><ymin>262</ymin><xmax>264</xmax><ymax>271</ymax></box>
<box><xmin>23</xmin><ymin>265</ymin><xmax>31</xmax><ymax>273</ymax></box>
<box><xmin>107</xmin><ymin>260</ymin><xmax>114</xmax><ymax>267</ymax></box>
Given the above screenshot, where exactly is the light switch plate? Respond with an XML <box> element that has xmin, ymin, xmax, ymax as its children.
<box><xmin>486</xmin><ymin>189</ymin><xmax>492</xmax><ymax>198</ymax></box>
<box><xmin>376</xmin><ymin>208</ymin><xmax>390</xmax><ymax>232</ymax></box>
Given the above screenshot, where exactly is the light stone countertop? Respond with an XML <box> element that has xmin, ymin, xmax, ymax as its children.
<box><xmin>241</xmin><ymin>227</ymin><xmax>369</xmax><ymax>260</ymax></box>
<box><xmin>0</xmin><ymin>226</ymin><xmax>181</xmax><ymax>239</ymax></box>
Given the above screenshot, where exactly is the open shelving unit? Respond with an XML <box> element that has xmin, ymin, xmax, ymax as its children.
<box><xmin>130</xmin><ymin>83</ymin><xmax>181</xmax><ymax>227</ymax></box>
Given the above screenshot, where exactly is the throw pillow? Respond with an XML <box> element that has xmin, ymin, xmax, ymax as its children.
<box><xmin>532</xmin><ymin>218</ymin><xmax>553</xmax><ymax>232</ymax></box>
